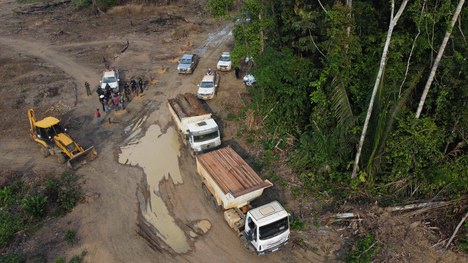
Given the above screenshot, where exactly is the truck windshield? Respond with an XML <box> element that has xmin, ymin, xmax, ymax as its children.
<box><xmin>180</xmin><ymin>58</ymin><xmax>191</xmax><ymax>64</ymax></box>
<box><xmin>200</xmin><ymin>81</ymin><xmax>214</xmax><ymax>88</ymax></box>
<box><xmin>192</xmin><ymin>131</ymin><xmax>218</xmax><ymax>143</ymax></box>
<box><xmin>219</xmin><ymin>55</ymin><xmax>230</xmax><ymax>62</ymax></box>
<box><xmin>103</xmin><ymin>76</ymin><xmax>116</xmax><ymax>83</ymax></box>
<box><xmin>259</xmin><ymin>217</ymin><xmax>289</xmax><ymax>240</ymax></box>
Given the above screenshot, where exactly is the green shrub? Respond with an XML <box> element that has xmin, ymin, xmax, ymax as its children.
<box><xmin>65</xmin><ymin>229</ymin><xmax>77</xmax><ymax>245</ymax></box>
<box><xmin>0</xmin><ymin>210</ymin><xmax>23</xmax><ymax>246</ymax></box>
<box><xmin>0</xmin><ymin>253</ymin><xmax>25</xmax><ymax>263</ymax></box>
<box><xmin>346</xmin><ymin>234</ymin><xmax>380</xmax><ymax>263</ymax></box>
<box><xmin>290</xmin><ymin>218</ymin><xmax>305</xmax><ymax>231</ymax></box>
<box><xmin>54</xmin><ymin>257</ymin><xmax>66</xmax><ymax>263</ymax></box>
<box><xmin>0</xmin><ymin>186</ymin><xmax>15</xmax><ymax>208</ymax></box>
<box><xmin>22</xmin><ymin>195</ymin><xmax>48</xmax><ymax>219</ymax></box>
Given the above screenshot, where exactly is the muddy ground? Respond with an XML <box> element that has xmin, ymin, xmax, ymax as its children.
<box><xmin>0</xmin><ymin>1</ymin><xmax>466</xmax><ymax>262</ymax></box>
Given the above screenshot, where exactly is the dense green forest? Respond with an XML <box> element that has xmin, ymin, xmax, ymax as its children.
<box><xmin>206</xmin><ymin>0</ymin><xmax>467</xmax><ymax>201</ymax></box>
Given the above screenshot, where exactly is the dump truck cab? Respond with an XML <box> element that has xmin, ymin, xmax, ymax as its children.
<box><xmin>243</xmin><ymin>201</ymin><xmax>290</xmax><ymax>255</ymax></box>
<box><xmin>186</xmin><ymin>118</ymin><xmax>221</xmax><ymax>153</ymax></box>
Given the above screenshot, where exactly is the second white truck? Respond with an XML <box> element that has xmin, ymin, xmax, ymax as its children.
<box><xmin>168</xmin><ymin>93</ymin><xmax>221</xmax><ymax>154</ymax></box>
<box><xmin>196</xmin><ymin>146</ymin><xmax>290</xmax><ymax>254</ymax></box>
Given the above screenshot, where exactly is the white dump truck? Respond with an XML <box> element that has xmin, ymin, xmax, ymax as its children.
<box><xmin>168</xmin><ymin>93</ymin><xmax>221</xmax><ymax>154</ymax></box>
<box><xmin>196</xmin><ymin>146</ymin><xmax>290</xmax><ymax>254</ymax></box>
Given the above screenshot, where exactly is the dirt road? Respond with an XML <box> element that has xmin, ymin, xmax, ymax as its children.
<box><xmin>0</xmin><ymin>2</ymin><xmax>333</xmax><ymax>262</ymax></box>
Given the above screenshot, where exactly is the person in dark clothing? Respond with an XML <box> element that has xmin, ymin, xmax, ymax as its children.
<box><xmin>96</xmin><ymin>86</ymin><xmax>104</xmax><ymax>96</ymax></box>
<box><xmin>131</xmin><ymin>79</ymin><xmax>137</xmax><ymax>93</ymax></box>
<box><xmin>138</xmin><ymin>78</ymin><xmax>144</xmax><ymax>93</ymax></box>
<box><xmin>234</xmin><ymin>66</ymin><xmax>240</xmax><ymax>79</ymax></box>
<box><xmin>99</xmin><ymin>95</ymin><xmax>105</xmax><ymax>111</ymax></box>
<box><xmin>105</xmin><ymin>83</ymin><xmax>111</xmax><ymax>92</ymax></box>
<box><xmin>85</xmin><ymin>82</ymin><xmax>92</xmax><ymax>96</ymax></box>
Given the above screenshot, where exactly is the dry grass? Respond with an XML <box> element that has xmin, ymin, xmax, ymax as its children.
<box><xmin>107</xmin><ymin>4</ymin><xmax>182</xmax><ymax>16</ymax></box>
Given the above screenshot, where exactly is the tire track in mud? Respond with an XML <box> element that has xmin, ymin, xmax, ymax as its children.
<box><xmin>0</xmin><ymin>37</ymin><xmax>99</xmax><ymax>87</ymax></box>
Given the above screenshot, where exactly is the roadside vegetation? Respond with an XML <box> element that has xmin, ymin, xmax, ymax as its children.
<box><xmin>207</xmin><ymin>0</ymin><xmax>467</xmax><ymax>260</ymax></box>
<box><xmin>0</xmin><ymin>171</ymin><xmax>82</xmax><ymax>262</ymax></box>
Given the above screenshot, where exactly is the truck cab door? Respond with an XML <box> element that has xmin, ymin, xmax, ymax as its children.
<box><xmin>245</xmin><ymin>216</ymin><xmax>260</xmax><ymax>251</ymax></box>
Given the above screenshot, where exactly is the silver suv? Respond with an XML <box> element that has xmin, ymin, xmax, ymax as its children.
<box><xmin>177</xmin><ymin>54</ymin><xmax>199</xmax><ymax>74</ymax></box>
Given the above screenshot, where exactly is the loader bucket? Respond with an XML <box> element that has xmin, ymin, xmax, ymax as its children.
<box><xmin>67</xmin><ymin>146</ymin><xmax>98</xmax><ymax>170</ymax></box>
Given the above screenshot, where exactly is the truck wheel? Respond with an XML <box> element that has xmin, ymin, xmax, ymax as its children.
<box><xmin>240</xmin><ymin>235</ymin><xmax>256</xmax><ymax>253</ymax></box>
<box><xmin>57</xmin><ymin>153</ymin><xmax>67</xmax><ymax>164</ymax></box>
<box><xmin>40</xmin><ymin>146</ymin><xmax>50</xmax><ymax>157</ymax></box>
<box><xmin>201</xmin><ymin>184</ymin><xmax>211</xmax><ymax>199</ymax></box>
<box><xmin>210</xmin><ymin>196</ymin><xmax>220</xmax><ymax>212</ymax></box>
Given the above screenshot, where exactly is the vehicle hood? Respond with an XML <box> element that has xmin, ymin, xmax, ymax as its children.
<box><xmin>198</xmin><ymin>87</ymin><xmax>215</xmax><ymax>95</ymax></box>
<box><xmin>178</xmin><ymin>63</ymin><xmax>191</xmax><ymax>70</ymax></box>
<box><xmin>101</xmin><ymin>82</ymin><xmax>119</xmax><ymax>90</ymax></box>
<box><xmin>217</xmin><ymin>61</ymin><xmax>232</xmax><ymax>67</ymax></box>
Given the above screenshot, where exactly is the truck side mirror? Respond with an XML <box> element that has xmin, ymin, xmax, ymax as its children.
<box><xmin>288</xmin><ymin>212</ymin><xmax>294</xmax><ymax>224</ymax></box>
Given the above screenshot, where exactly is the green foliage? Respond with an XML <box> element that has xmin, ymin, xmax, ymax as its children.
<box><xmin>290</xmin><ymin>218</ymin><xmax>305</xmax><ymax>231</ymax></box>
<box><xmin>0</xmin><ymin>253</ymin><xmax>25</xmax><ymax>263</ymax></box>
<box><xmin>381</xmin><ymin>114</ymin><xmax>445</xmax><ymax>196</ymax></box>
<box><xmin>55</xmin><ymin>173</ymin><xmax>82</xmax><ymax>215</ymax></box>
<box><xmin>205</xmin><ymin>0</ymin><xmax>234</xmax><ymax>19</ymax></box>
<box><xmin>65</xmin><ymin>229</ymin><xmax>77</xmax><ymax>245</ymax></box>
<box><xmin>54</xmin><ymin>257</ymin><xmax>66</xmax><ymax>263</ymax></box>
<box><xmin>0</xmin><ymin>210</ymin><xmax>23</xmax><ymax>247</ymax></box>
<box><xmin>457</xmin><ymin>221</ymin><xmax>468</xmax><ymax>252</ymax></box>
<box><xmin>22</xmin><ymin>195</ymin><xmax>48</xmax><ymax>219</ymax></box>
<box><xmin>0</xmin><ymin>187</ymin><xmax>15</xmax><ymax>208</ymax></box>
<box><xmin>68</xmin><ymin>251</ymin><xmax>87</xmax><ymax>263</ymax></box>
<box><xmin>0</xmin><ymin>172</ymin><xmax>81</xmax><ymax>250</ymax></box>
<box><xmin>228</xmin><ymin>0</ymin><xmax>467</xmax><ymax>202</ymax></box>
<box><xmin>346</xmin><ymin>234</ymin><xmax>380</xmax><ymax>263</ymax></box>
<box><xmin>249</xmin><ymin>47</ymin><xmax>313</xmax><ymax>135</ymax></box>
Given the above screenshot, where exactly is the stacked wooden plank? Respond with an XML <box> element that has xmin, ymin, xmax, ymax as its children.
<box><xmin>197</xmin><ymin>146</ymin><xmax>272</xmax><ymax>198</ymax></box>
<box><xmin>168</xmin><ymin>93</ymin><xmax>207</xmax><ymax>118</ymax></box>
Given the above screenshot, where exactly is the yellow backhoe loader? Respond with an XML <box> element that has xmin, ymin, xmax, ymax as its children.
<box><xmin>28</xmin><ymin>109</ymin><xmax>97</xmax><ymax>169</ymax></box>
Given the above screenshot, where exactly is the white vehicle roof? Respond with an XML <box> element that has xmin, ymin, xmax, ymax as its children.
<box><xmin>103</xmin><ymin>71</ymin><xmax>116</xmax><ymax>78</ymax></box>
<box><xmin>187</xmin><ymin>118</ymin><xmax>218</xmax><ymax>133</ymax></box>
<box><xmin>249</xmin><ymin>201</ymin><xmax>288</xmax><ymax>226</ymax></box>
<box><xmin>202</xmin><ymin>74</ymin><xmax>215</xmax><ymax>82</ymax></box>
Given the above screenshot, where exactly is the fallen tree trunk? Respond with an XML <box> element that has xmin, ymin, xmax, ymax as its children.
<box><xmin>15</xmin><ymin>0</ymin><xmax>71</xmax><ymax>14</ymax></box>
<box><xmin>445</xmin><ymin>211</ymin><xmax>468</xmax><ymax>249</ymax></box>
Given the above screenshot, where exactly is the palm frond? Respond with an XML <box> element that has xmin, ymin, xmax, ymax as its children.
<box><xmin>331</xmin><ymin>77</ymin><xmax>356</xmax><ymax>128</ymax></box>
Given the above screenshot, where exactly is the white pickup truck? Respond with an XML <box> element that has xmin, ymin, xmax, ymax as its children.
<box><xmin>197</xmin><ymin>72</ymin><xmax>220</xmax><ymax>100</ymax></box>
<box><xmin>196</xmin><ymin>146</ymin><xmax>290</xmax><ymax>254</ymax></box>
<box><xmin>168</xmin><ymin>93</ymin><xmax>221</xmax><ymax>154</ymax></box>
<box><xmin>100</xmin><ymin>69</ymin><xmax>120</xmax><ymax>93</ymax></box>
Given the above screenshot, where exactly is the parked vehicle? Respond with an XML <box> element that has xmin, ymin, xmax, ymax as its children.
<box><xmin>197</xmin><ymin>70</ymin><xmax>220</xmax><ymax>100</ymax></box>
<box><xmin>217</xmin><ymin>52</ymin><xmax>232</xmax><ymax>71</ymax></box>
<box><xmin>243</xmin><ymin>74</ymin><xmax>256</xmax><ymax>87</ymax></box>
<box><xmin>177</xmin><ymin>54</ymin><xmax>199</xmax><ymax>74</ymax></box>
<box><xmin>27</xmin><ymin>109</ymin><xmax>97</xmax><ymax>169</ymax></box>
<box><xmin>167</xmin><ymin>93</ymin><xmax>221</xmax><ymax>154</ymax></box>
<box><xmin>196</xmin><ymin>146</ymin><xmax>290</xmax><ymax>254</ymax></box>
<box><xmin>100</xmin><ymin>69</ymin><xmax>120</xmax><ymax>93</ymax></box>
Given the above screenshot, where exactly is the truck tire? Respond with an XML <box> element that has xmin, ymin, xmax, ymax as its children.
<box><xmin>210</xmin><ymin>195</ymin><xmax>221</xmax><ymax>212</ymax></box>
<box><xmin>201</xmin><ymin>184</ymin><xmax>211</xmax><ymax>199</ymax></box>
<box><xmin>57</xmin><ymin>153</ymin><xmax>67</xmax><ymax>164</ymax></box>
<box><xmin>240</xmin><ymin>235</ymin><xmax>256</xmax><ymax>253</ymax></box>
<box><xmin>40</xmin><ymin>146</ymin><xmax>50</xmax><ymax>157</ymax></box>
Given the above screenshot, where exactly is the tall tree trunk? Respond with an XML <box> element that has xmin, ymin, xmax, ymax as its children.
<box><xmin>415</xmin><ymin>0</ymin><xmax>465</xmax><ymax>118</ymax></box>
<box><xmin>351</xmin><ymin>0</ymin><xmax>409</xmax><ymax>178</ymax></box>
<box><xmin>346</xmin><ymin>0</ymin><xmax>352</xmax><ymax>49</ymax></box>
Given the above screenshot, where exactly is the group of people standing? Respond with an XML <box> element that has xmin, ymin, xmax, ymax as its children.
<box><xmin>91</xmin><ymin>77</ymin><xmax>145</xmax><ymax>124</ymax></box>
